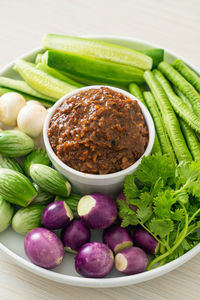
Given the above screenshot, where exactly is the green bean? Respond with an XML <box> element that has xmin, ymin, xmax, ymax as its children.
<box><xmin>129</xmin><ymin>83</ymin><xmax>146</xmax><ymax>105</ymax></box>
<box><xmin>143</xmin><ymin>91</ymin><xmax>176</xmax><ymax>165</ymax></box>
<box><xmin>173</xmin><ymin>59</ymin><xmax>200</xmax><ymax>94</ymax></box>
<box><xmin>151</xmin><ymin>133</ymin><xmax>162</xmax><ymax>155</ymax></box>
<box><xmin>158</xmin><ymin>62</ymin><xmax>200</xmax><ymax>117</ymax></box>
<box><xmin>179</xmin><ymin>119</ymin><xmax>200</xmax><ymax>161</ymax></box>
<box><xmin>144</xmin><ymin>70</ymin><xmax>192</xmax><ymax>162</ymax></box>
<box><xmin>173</xmin><ymin>86</ymin><xmax>193</xmax><ymax>111</ymax></box>
<box><xmin>153</xmin><ymin>70</ymin><xmax>200</xmax><ymax>133</ymax></box>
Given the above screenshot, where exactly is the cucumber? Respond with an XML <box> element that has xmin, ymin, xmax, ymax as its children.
<box><xmin>42</xmin><ymin>34</ymin><xmax>152</xmax><ymax>70</ymax></box>
<box><xmin>0</xmin><ymin>130</ymin><xmax>34</xmax><ymax>157</ymax></box>
<box><xmin>35</xmin><ymin>53</ymin><xmax>43</xmax><ymax>64</ymax></box>
<box><xmin>0</xmin><ymin>154</ymin><xmax>23</xmax><ymax>173</ymax></box>
<box><xmin>141</xmin><ymin>48</ymin><xmax>164</xmax><ymax>68</ymax></box>
<box><xmin>14</xmin><ymin>60</ymin><xmax>78</xmax><ymax>99</ymax></box>
<box><xmin>0</xmin><ymin>86</ymin><xmax>53</xmax><ymax>108</ymax></box>
<box><xmin>0</xmin><ymin>77</ymin><xmax>55</xmax><ymax>101</ymax></box>
<box><xmin>29</xmin><ymin>164</ymin><xmax>71</xmax><ymax>197</ymax></box>
<box><xmin>24</xmin><ymin>149</ymin><xmax>51</xmax><ymax>176</ymax></box>
<box><xmin>12</xmin><ymin>205</ymin><xmax>45</xmax><ymax>235</ymax></box>
<box><xmin>0</xmin><ymin>196</ymin><xmax>14</xmax><ymax>232</ymax></box>
<box><xmin>31</xmin><ymin>183</ymin><xmax>54</xmax><ymax>205</ymax></box>
<box><xmin>55</xmin><ymin>194</ymin><xmax>81</xmax><ymax>218</ymax></box>
<box><xmin>0</xmin><ymin>168</ymin><xmax>37</xmax><ymax>206</ymax></box>
<box><xmin>36</xmin><ymin>63</ymin><xmax>83</xmax><ymax>88</ymax></box>
<box><xmin>43</xmin><ymin>50</ymin><xmax>145</xmax><ymax>85</ymax></box>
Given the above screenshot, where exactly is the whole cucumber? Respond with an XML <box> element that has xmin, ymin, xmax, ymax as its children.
<box><xmin>0</xmin><ymin>154</ymin><xmax>23</xmax><ymax>173</ymax></box>
<box><xmin>0</xmin><ymin>130</ymin><xmax>34</xmax><ymax>157</ymax></box>
<box><xmin>0</xmin><ymin>168</ymin><xmax>37</xmax><ymax>206</ymax></box>
<box><xmin>12</xmin><ymin>205</ymin><xmax>45</xmax><ymax>235</ymax></box>
<box><xmin>0</xmin><ymin>196</ymin><xmax>14</xmax><ymax>232</ymax></box>
<box><xmin>29</xmin><ymin>164</ymin><xmax>71</xmax><ymax>197</ymax></box>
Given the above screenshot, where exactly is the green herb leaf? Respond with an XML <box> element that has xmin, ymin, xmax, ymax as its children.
<box><xmin>149</xmin><ymin>218</ymin><xmax>174</xmax><ymax>238</ymax></box>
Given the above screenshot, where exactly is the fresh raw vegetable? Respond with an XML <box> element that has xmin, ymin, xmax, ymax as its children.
<box><xmin>153</xmin><ymin>69</ymin><xmax>200</xmax><ymax>133</ymax></box>
<box><xmin>75</xmin><ymin>242</ymin><xmax>114</xmax><ymax>278</ymax></box>
<box><xmin>42</xmin><ymin>34</ymin><xmax>152</xmax><ymax>70</ymax></box>
<box><xmin>134</xmin><ymin>227</ymin><xmax>159</xmax><ymax>254</ymax></box>
<box><xmin>103</xmin><ymin>224</ymin><xmax>133</xmax><ymax>253</ymax></box>
<box><xmin>41</xmin><ymin>201</ymin><xmax>73</xmax><ymax>229</ymax></box>
<box><xmin>158</xmin><ymin>61</ymin><xmax>200</xmax><ymax>117</ymax></box>
<box><xmin>24</xmin><ymin>227</ymin><xmax>64</xmax><ymax>269</ymax></box>
<box><xmin>144</xmin><ymin>71</ymin><xmax>192</xmax><ymax>162</ymax></box>
<box><xmin>0</xmin><ymin>130</ymin><xmax>34</xmax><ymax>157</ymax></box>
<box><xmin>42</xmin><ymin>50</ymin><xmax>145</xmax><ymax>85</ymax></box>
<box><xmin>24</xmin><ymin>149</ymin><xmax>51</xmax><ymax>176</ymax></box>
<box><xmin>141</xmin><ymin>48</ymin><xmax>164</xmax><ymax>69</ymax></box>
<box><xmin>0</xmin><ymin>154</ymin><xmax>23</xmax><ymax>173</ymax></box>
<box><xmin>118</xmin><ymin>154</ymin><xmax>200</xmax><ymax>269</ymax></box>
<box><xmin>115</xmin><ymin>247</ymin><xmax>148</xmax><ymax>275</ymax></box>
<box><xmin>174</xmin><ymin>86</ymin><xmax>194</xmax><ymax>111</ymax></box>
<box><xmin>173</xmin><ymin>59</ymin><xmax>200</xmax><ymax>93</ymax></box>
<box><xmin>143</xmin><ymin>91</ymin><xmax>176</xmax><ymax>165</ymax></box>
<box><xmin>29</xmin><ymin>164</ymin><xmax>71</xmax><ymax>197</ymax></box>
<box><xmin>31</xmin><ymin>183</ymin><xmax>54</xmax><ymax>205</ymax></box>
<box><xmin>12</xmin><ymin>205</ymin><xmax>45</xmax><ymax>235</ymax></box>
<box><xmin>0</xmin><ymin>76</ymin><xmax>55</xmax><ymax>101</ymax></box>
<box><xmin>0</xmin><ymin>168</ymin><xmax>37</xmax><ymax>206</ymax></box>
<box><xmin>17</xmin><ymin>103</ymin><xmax>47</xmax><ymax>138</ymax></box>
<box><xmin>61</xmin><ymin>219</ymin><xmax>90</xmax><ymax>253</ymax></box>
<box><xmin>14</xmin><ymin>60</ymin><xmax>78</xmax><ymax>99</ymax></box>
<box><xmin>55</xmin><ymin>194</ymin><xmax>81</xmax><ymax>218</ymax></box>
<box><xmin>128</xmin><ymin>83</ymin><xmax>146</xmax><ymax>105</ymax></box>
<box><xmin>116</xmin><ymin>192</ymin><xmax>137</xmax><ymax>212</ymax></box>
<box><xmin>0</xmin><ymin>196</ymin><xmax>14</xmax><ymax>232</ymax></box>
<box><xmin>77</xmin><ymin>193</ymin><xmax>117</xmax><ymax>229</ymax></box>
<box><xmin>0</xmin><ymin>92</ymin><xmax>26</xmax><ymax>126</ymax></box>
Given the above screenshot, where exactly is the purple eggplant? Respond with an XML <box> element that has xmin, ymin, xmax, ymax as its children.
<box><xmin>75</xmin><ymin>242</ymin><xmax>114</xmax><ymax>278</ymax></box>
<box><xmin>61</xmin><ymin>219</ymin><xmax>90</xmax><ymax>253</ymax></box>
<box><xmin>134</xmin><ymin>227</ymin><xmax>159</xmax><ymax>254</ymax></box>
<box><xmin>24</xmin><ymin>227</ymin><xmax>64</xmax><ymax>269</ymax></box>
<box><xmin>42</xmin><ymin>201</ymin><xmax>73</xmax><ymax>229</ymax></box>
<box><xmin>115</xmin><ymin>246</ymin><xmax>148</xmax><ymax>275</ymax></box>
<box><xmin>77</xmin><ymin>193</ymin><xmax>117</xmax><ymax>229</ymax></box>
<box><xmin>116</xmin><ymin>192</ymin><xmax>137</xmax><ymax>212</ymax></box>
<box><xmin>103</xmin><ymin>224</ymin><xmax>133</xmax><ymax>253</ymax></box>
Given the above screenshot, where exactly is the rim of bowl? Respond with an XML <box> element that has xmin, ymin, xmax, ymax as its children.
<box><xmin>43</xmin><ymin>85</ymin><xmax>155</xmax><ymax>180</ymax></box>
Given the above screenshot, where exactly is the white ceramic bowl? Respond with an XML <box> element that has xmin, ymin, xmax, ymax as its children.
<box><xmin>43</xmin><ymin>85</ymin><xmax>155</xmax><ymax>195</ymax></box>
<box><xmin>0</xmin><ymin>35</ymin><xmax>200</xmax><ymax>288</ymax></box>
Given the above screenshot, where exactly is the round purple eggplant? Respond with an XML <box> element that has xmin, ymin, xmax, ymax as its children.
<box><xmin>61</xmin><ymin>219</ymin><xmax>90</xmax><ymax>254</ymax></box>
<box><xmin>24</xmin><ymin>227</ymin><xmax>64</xmax><ymax>269</ymax></box>
<box><xmin>103</xmin><ymin>224</ymin><xmax>133</xmax><ymax>253</ymax></box>
<box><xmin>75</xmin><ymin>242</ymin><xmax>114</xmax><ymax>278</ymax></box>
<box><xmin>115</xmin><ymin>246</ymin><xmax>148</xmax><ymax>275</ymax></box>
<box><xmin>116</xmin><ymin>192</ymin><xmax>137</xmax><ymax>212</ymax></box>
<box><xmin>42</xmin><ymin>201</ymin><xmax>73</xmax><ymax>229</ymax></box>
<box><xmin>77</xmin><ymin>193</ymin><xmax>117</xmax><ymax>229</ymax></box>
<box><xmin>134</xmin><ymin>227</ymin><xmax>159</xmax><ymax>254</ymax></box>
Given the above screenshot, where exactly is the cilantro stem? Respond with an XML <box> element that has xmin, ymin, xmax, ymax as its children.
<box><xmin>188</xmin><ymin>208</ymin><xmax>200</xmax><ymax>224</ymax></box>
<box><xmin>147</xmin><ymin>205</ymin><xmax>188</xmax><ymax>270</ymax></box>
<box><xmin>138</xmin><ymin>222</ymin><xmax>164</xmax><ymax>246</ymax></box>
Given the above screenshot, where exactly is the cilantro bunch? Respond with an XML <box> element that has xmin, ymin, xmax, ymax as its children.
<box><xmin>118</xmin><ymin>154</ymin><xmax>200</xmax><ymax>269</ymax></box>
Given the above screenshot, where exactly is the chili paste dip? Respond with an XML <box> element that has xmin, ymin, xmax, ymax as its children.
<box><xmin>48</xmin><ymin>87</ymin><xmax>149</xmax><ymax>174</ymax></box>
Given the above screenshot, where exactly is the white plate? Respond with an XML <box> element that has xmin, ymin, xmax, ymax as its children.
<box><xmin>0</xmin><ymin>35</ymin><xmax>199</xmax><ymax>288</ymax></box>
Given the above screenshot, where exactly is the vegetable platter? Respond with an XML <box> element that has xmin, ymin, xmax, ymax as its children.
<box><xmin>0</xmin><ymin>35</ymin><xmax>199</xmax><ymax>288</ymax></box>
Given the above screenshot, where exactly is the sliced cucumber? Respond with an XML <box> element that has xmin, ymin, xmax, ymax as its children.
<box><xmin>42</xmin><ymin>34</ymin><xmax>152</xmax><ymax>70</ymax></box>
<box><xmin>0</xmin><ymin>154</ymin><xmax>23</xmax><ymax>173</ymax></box>
<box><xmin>12</xmin><ymin>205</ymin><xmax>45</xmax><ymax>235</ymax></box>
<box><xmin>43</xmin><ymin>50</ymin><xmax>145</xmax><ymax>85</ymax></box>
<box><xmin>0</xmin><ymin>130</ymin><xmax>34</xmax><ymax>157</ymax></box>
<box><xmin>141</xmin><ymin>49</ymin><xmax>164</xmax><ymax>69</ymax></box>
<box><xmin>14</xmin><ymin>60</ymin><xmax>78</xmax><ymax>99</ymax></box>
<box><xmin>0</xmin><ymin>196</ymin><xmax>14</xmax><ymax>232</ymax></box>
<box><xmin>0</xmin><ymin>168</ymin><xmax>37</xmax><ymax>207</ymax></box>
<box><xmin>29</xmin><ymin>164</ymin><xmax>71</xmax><ymax>197</ymax></box>
<box><xmin>24</xmin><ymin>149</ymin><xmax>51</xmax><ymax>176</ymax></box>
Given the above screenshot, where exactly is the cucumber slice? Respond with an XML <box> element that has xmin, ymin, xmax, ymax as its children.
<box><xmin>24</xmin><ymin>149</ymin><xmax>51</xmax><ymax>176</ymax></box>
<box><xmin>0</xmin><ymin>130</ymin><xmax>34</xmax><ymax>157</ymax></box>
<box><xmin>29</xmin><ymin>164</ymin><xmax>71</xmax><ymax>197</ymax></box>
<box><xmin>0</xmin><ymin>76</ymin><xmax>55</xmax><ymax>101</ymax></box>
<box><xmin>0</xmin><ymin>154</ymin><xmax>23</xmax><ymax>173</ymax></box>
<box><xmin>14</xmin><ymin>60</ymin><xmax>78</xmax><ymax>99</ymax></box>
<box><xmin>141</xmin><ymin>49</ymin><xmax>164</xmax><ymax>68</ymax></box>
<box><xmin>42</xmin><ymin>34</ymin><xmax>152</xmax><ymax>70</ymax></box>
<box><xmin>0</xmin><ymin>168</ymin><xmax>37</xmax><ymax>207</ymax></box>
<box><xmin>36</xmin><ymin>63</ymin><xmax>83</xmax><ymax>88</ymax></box>
<box><xmin>0</xmin><ymin>196</ymin><xmax>14</xmax><ymax>232</ymax></box>
<box><xmin>43</xmin><ymin>51</ymin><xmax>145</xmax><ymax>85</ymax></box>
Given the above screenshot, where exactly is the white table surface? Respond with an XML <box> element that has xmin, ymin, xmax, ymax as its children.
<box><xmin>0</xmin><ymin>0</ymin><xmax>200</xmax><ymax>299</ymax></box>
